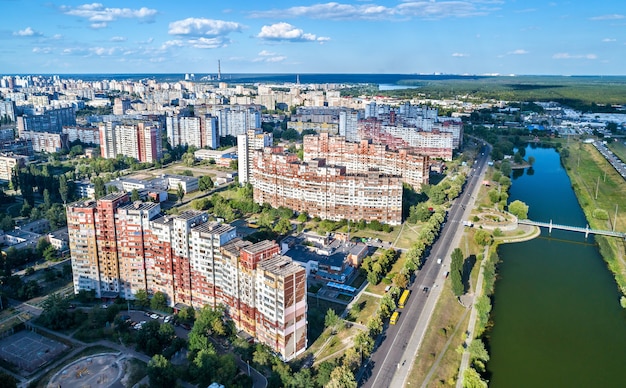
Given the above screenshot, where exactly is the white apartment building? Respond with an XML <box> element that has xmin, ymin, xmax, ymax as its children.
<box><xmin>237</xmin><ymin>129</ymin><xmax>273</xmax><ymax>184</ymax></box>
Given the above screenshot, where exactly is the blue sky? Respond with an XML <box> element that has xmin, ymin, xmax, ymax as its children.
<box><xmin>1</xmin><ymin>1</ymin><xmax>624</xmax><ymax>75</ymax></box>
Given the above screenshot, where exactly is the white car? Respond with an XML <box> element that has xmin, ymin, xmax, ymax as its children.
<box><xmin>150</xmin><ymin>313</ymin><xmax>159</xmax><ymax>319</ymax></box>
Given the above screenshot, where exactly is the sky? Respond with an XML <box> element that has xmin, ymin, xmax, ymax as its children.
<box><xmin>1</xmin><ymin>0</ymin><xmax>625</xmax><ymax>76</ymax></box>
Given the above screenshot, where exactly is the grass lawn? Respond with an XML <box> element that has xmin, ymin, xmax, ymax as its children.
<box><xmin>345</xmin><ymin>294</ymin><xmax>380</xmax><ymax>324</ymax></box>
<box><xmin>315</xmin><ymin>325</ymin><xmax>362</xmax><ymax>361</ymax></box>
<box><xmin>563</xmin><ymin>143</ymin><xmax>626</xmax><ymax>291</ymax></box>
<box><xmin>607</xmin><ymin>140</ymin><xmax>626</xmax><ymax>164</ymax></box>
<box><xmin>307</xmin><ymin>298</ymin><xmax>346</xmax><ymax>346</ymax></box>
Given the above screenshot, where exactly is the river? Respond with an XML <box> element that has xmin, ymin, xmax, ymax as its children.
<box><xmin>486</xmin><ymin>145</ymin><xmax>626</xmax><ymax>387</ymax></box>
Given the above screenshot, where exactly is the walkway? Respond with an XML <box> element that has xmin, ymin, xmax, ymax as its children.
<box><xmin>519</xmin><ymin>219</ymin><xmax>626</xmax><ymax>239</ymax></box>
<box><xmin>455</xmin><ymin>245</ymin><xmax>488</xmax><ymax>388</ymax></box>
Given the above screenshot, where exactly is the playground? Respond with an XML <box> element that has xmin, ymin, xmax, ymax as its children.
<box><xmin>0</xmin><ymin>330</ymin><xmax>68</xmax><ymax>373</ymax></box>
<box><xmin>48</xmin><ymin>353</ymin><xmax>124</xmax><ymax>388</ymax></box>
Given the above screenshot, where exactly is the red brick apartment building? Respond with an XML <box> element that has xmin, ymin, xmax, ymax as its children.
<box><xmin>252</xmin><ymin>146</ymin><xmax>403</xmax><ymax>225</ymax></box>
<box><xmin>67</xmin><ymin>194</ymin><xmax>306</xmax><ymax>360</ymax></box>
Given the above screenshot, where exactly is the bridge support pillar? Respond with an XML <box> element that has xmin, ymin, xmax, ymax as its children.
<box><xmin>585</xmin><ymin>225</ymin><xmax>589</xmax><ymax>239</ymax></box>
<box><xmin>549</xmin><ymin>219</ymin><xmax>552</xmax><ymax>234</ymax></box>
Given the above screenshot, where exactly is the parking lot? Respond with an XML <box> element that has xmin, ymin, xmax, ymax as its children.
<box><xmin>124</xmin><ymin>310</ymin><xmax>191</xmax><ymax>338</ymax></box>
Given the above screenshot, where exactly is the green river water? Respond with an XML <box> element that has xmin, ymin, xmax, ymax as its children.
<box><xmin>486</xmin><ymin>146</ymin><xmax>626</xmax><ymax>387</ymax></box>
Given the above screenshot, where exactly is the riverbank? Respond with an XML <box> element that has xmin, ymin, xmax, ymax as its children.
<box><xmin>561</xmin><ymin>142</ymin><xmax>626</xmax><ymax>296</ymax></box>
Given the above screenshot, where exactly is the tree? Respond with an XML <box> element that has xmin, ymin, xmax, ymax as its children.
<box><xmin>198</xmin><ymin>175</ymin><xmax>214</xmax><ymax>191</ymax></box>
<box><xmin>463</xmin><ymin>366</ymin><xmax>488</xmax><ymax>388</ymax></box>
<box><xmin>508</xmin><ymin>200</ymin><xmax>529</xmax><ymax>219</ymax></box>
<box><xmin>450</xmin><ymin>248</ymin><xmax>464</xmax><ymax>297</ymax></box>
<box><xmin>131</xmin><ymin>188</ymin><xmax>140</xmax><ymax>202</ymax></box>
<box><xmin>93</xmin><ymin>177</ymin><xmax>106</xmax><ymax>199</ymax></box>
<box><xmin>325</xmin><ymin>309</ymin><xmax>341</xmax><ymax>334</ymax></box>
<box><xmin>326</xmin><ymin>365</ymin><xmax>357</xmax><ymax>388</ymax></box>
<box><xmin>393</xmin><ymin>272</ymin><xmax>408</xmax><ymax>289</ymax></box>
<box><xmin>177</xmin><ymin>183</ymin><xmax>185</xmax><ymax>203</ymax></box>
<box><xmin>474</xmin><ymin>229</ymin><xmax>492</xmax><ymax>246</ymax></box>
<box><xmin>134</xmin><ymin>289</ymin><xmax>150</xmax><ymax>308</ymax></box>
<box><xmin>500</xmin><ymin>161</ymin><xmax>512</xmax><ymax>177</ymax></box>
<box><xmin>273</xmin><ymin>218</ymin><xmax>292</xmax><ymax>235</ymax></box>
<box><xmin>43</xmin><ymin>188</ymin><xmax>52</xmax><ymax>210</ymax></box>
<box><xmin>528</xmin><ymin>155</ymin><xmax>536</xmax><ymax>166</ymax></box>
<box><xmin>147</xmin><ymin>354</ymin><xmax>176</xmax><ymax>388</ymax></box>
<box><xmin>150</xmin><ymin>291</ymin><xmax>168</xmax><ymax>311</ymax></box>
<box><xmin>58</xmin><ymin>175</ymin><xmax>69</xmax><ymax>204</ymax></box>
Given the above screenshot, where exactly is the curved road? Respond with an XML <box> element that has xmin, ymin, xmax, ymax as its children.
<box><xmin>360</xmin><ymin>142</ymin><xmax>491</xmax><ymax>388</ymax></box>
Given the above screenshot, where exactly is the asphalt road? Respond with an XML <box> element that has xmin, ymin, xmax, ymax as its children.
<box><xmin>360</xmin><ymin>142</ymin><xmax>490</xmax><ymax>388</ymax></box>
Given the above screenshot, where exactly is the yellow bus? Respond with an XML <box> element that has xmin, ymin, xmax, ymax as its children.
<box><xmin>398</xmin><ymin>289</ymin><xmax>410</xmax><ymax>309</ymax></box>
<box><xmin>390</xmin><ymin>311</ymin><xmax>399</xmax><ymax>325</ymax></box>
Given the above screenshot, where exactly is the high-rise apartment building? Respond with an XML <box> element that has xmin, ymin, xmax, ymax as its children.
<box><xmin>237</xmin><ymin>129</ymin><xmax>273</xmax><ymax>184</ymax></box>
<box><xmin>339</xmin><ymin>110</ymin><xmax>360</xmax><ymax>142</ymax></box>
<box><xmin>99</xmin><ymin>121</ymin><xmax>162</xmax><ymax>162</ymax></box>
<box><xmin>17</xmin><ymin>106</ymin><xmax>76</xmax><ymax>134</ymax></box>
<box><xmin>165</xmin><ymin>114</ymin><xmax>219</xmax><ymax>149</ymax></box>
<box><xmin>303</xmin><ymin>133</ymin><xmax>430</xmax><ymax>190</ymax></box>
<box><xmin>252</xmin><ymin>147</ymin><xmax>403</xmax><ymax>225</ymax></box>
<box><xmin>218</xmin><ymin>106</ymin><xmax>261</xmax><ymax>137</ymax></box>
<box><xmin>67</xmin><ymin>197</ymin><xmax>306</xmax><ymax>360</ymax></box>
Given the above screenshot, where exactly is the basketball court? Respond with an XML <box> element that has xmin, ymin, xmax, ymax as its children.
<box><xmin>0</xmin><ymin>330</ymin><xmax>69</xmax><ymax>373</ymax></box>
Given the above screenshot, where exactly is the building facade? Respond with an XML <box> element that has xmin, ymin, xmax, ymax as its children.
<box><xmin>252</xmin><ymin>147</ymin><xmax>403</xmax><ymax>225</ymax></box>
<box><xmin>237</xmin><ymin>129</ymin><xmax>273</xmax><ymax>184</ymax></box>
<box><xmin>303</xmin><ymin>133</ymin><xmax>430</xmax><ymax>190</ymax></box>
<box><xmin>67</xmin><ymin>196</ymin><xmax>307</xmax><ymax>360</ymax></box>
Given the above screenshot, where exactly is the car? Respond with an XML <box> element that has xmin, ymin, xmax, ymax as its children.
<box><xmin>423</xmin><ymin>287</ymin><xmax>429</xmax><ymax>293</ymax></box>
<box><xmin>150</xmin><ymin>313</ymin><xmax>159</xmax><ymax>319</ymax></box>
<box><xmin>164</xmin><ymin>315</ymin><xmax>172</xmax><ymax>323</ymax></box>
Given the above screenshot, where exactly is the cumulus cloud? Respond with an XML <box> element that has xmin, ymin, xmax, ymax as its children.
<box><xmin>14</xmin><ymin>27</ymin><xmax>43</xmax><ymax>37</ymax></box>
<box><xmin>590</xmin><ymin>14</ymin><xmax>624</xmax><ymax>21</ymax></box>
<box><xmin>60</xmin><ymin>3</ymin><xmax>157</xmax><ymax>28</ymax></box>
<box><xmin>602</xmin><ymin>38</ymin><xmax>616</xmax><ymax>42</ymax></box>
<box><xmin>452</xmin><ymin>53</ymin><xmax>468</xmax><ymax>57</ymax></box>
<box><xmin>257</xmin><ymin>22</ymin><xmax>330</xmax><ymax>42</ymax></box>
<box><xmin>553</xmin><ymin>53</ymin><xmax>597</xmax><ymax>60</ymax></box>
<box><xmin>111</xmin><ymin>36</ymin><xmax>127</xmax><ymax>42</ymax></box>
<box><xmin>508</xmin><ymin>49</ymin><xmax>529</xmax><ymax>55</ymax></box>
<box><xmin>250</xmin><ymin>1</ymin><xmax>497</xmax><ymax>21</ymax></box>
<box><xmin>168</xmin><ymin>18</ymin><xmax>243</xmax><ymax>37</ymax></box>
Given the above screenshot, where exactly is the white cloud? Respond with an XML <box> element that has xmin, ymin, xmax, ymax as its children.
<box><xmin>168</xmin><ymin>18</ymin><xmax>243</xmax><ymax>37</ymax></box>
<box><xmin>111</xmin><ymin>36</ymin><xmax>127</xmax><ymax>42</ymax></box>
<box><xmin>188</xmin><ymin>37</ymin><xmax>230</xmax><ymax>49</ymax></box>
<box><xmin>508</xmin><ymin>49</ymin><xmax>529</xmax><ymax>55</ymax></box>
<box><xmin>250</xmin><ymin>1</ymin><xmax>498</xmax><ymax>21</ymax></box>
<box><xmin>253</xmin><ymin>50</ymin><xmax>287</xmax><ymax>63</ymax></box>
<box><xmin>60</xmin><ymin>3</ymin><xmax>157</xmax><ymax>28</ymax></box>
<box><xmin>14</xmin><ymin>27</ymin><xmax>43</xmax><ymax>37</ymax></box>
<box><xmin>257</xmin><ymin>22</ymin><xmax>330</xmax><ymax>42</ymax></box>
<box><xmin>90</xmin><ymin>47</ymin><xmax>116</xmax><ymax>56</ymax></box>
<box><xmin>452</xmin><ymin>53</ymin><xmax>468</xmax><ymax>57</ymax></box>
<box><xmin>590</xmin><ymin>14</ymin><xmax>624</xmax><ymax>21</ymax></box>
<box><xmin>52</xmin><ymin>34</ymin><xmax>63</xmax><ymax>40</ymax></box>
<box><xmin>602</xmin><ymin>38</ymin><xmax>616</xmax><ymax>42</ymax></box>
<box><xmin>553</xmin><ymin>53</ymin><xmax>597</xmax><ymax>60</ymax></box>
<box><xmin>32</xmin><ymin>47</ymin><xmax>52</xmax><ymax>54</ymax></box>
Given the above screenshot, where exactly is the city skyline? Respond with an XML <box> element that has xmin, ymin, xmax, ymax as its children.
<box><xmin>1</xmin><ymin>1</ymin><xmax>625</xmax><ymax>76</ymax></box>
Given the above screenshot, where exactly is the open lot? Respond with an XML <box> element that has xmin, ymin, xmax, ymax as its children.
<box><xmin>48</xmin><ymin>353</ymin><xmax>124</xmax><ymax>388</ymax></box>
<box><xmin>0</xmin><ymin>330</ymin><xmax>69</xmax><ymax>373</ymax></box>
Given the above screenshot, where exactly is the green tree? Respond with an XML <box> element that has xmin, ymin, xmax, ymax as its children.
<box><xmin>528</xmin><ymin>155</ymin><xmax>536</xmax><ymax>166</ymax></box>
<box><xmin>500</xmin><ymin>161</ymin><xmax>512</xmax><ymax>177</ymax></box>
<box><xmin>463</xmin><ymin>366</ymin><xmax>488</xmax><ymax>388</ymax></box>
<box><xmin>134</xmin><ymin>289</ymin><xmax>150</xmax><ymax>308</ymax></box>
<box><xmin>150</xmin><ymin>291</ymin><xmax>168</xmax><ymax>311</ymax></box>
<box><xmin>58</xmin><ymin>175</ymin><xmax>69</xmax><ymax>203</ymax></box>
<box><xmin>177</xmin><ymin>183</ymin><xmax>185</xmax><ymax>203</ymax></box>
<box><xmin>43</xmin><ymin>188</ymin><xmax>52</xmax><ymax>210</ymax></box>
<box><xmin>325</xmin><ymin>309</ymin><xmax>341</xmax><ymax>334</ymax></box>
<box><xmin>198</xmin><ymin>175</ymin><xmax>214</xmax><ymax>191</ymax></box>
<box><xmin>474</xmin><ymin>229</ymin><xmax>492</xmax><ymax>246</ymax></box>
<box><xmin>147</xmin><ymin>354</ymin><xmax>176</xmax><ymax>388</ymax></box>
<box><xmin>450</xmin><ymin>248</ymin><xmax>464</xmax><ymax>297</ymax></box>
<box><xmin>0</xmin><ymin>371</ymin><xmax>17</xmax><ymax>388</ymax></box>
<box><xmin>273</xmin><ymin>218</ymin><xmax>292</xmax><ymax>235</ymax></box>
<box><xmin>326</xmin><ymin>365</ymin><xmax>357</xmax><ymax>388</ymax></box>
<box><xmin>508</xmin><ymin>200</ymin><xmax>529</xmax><ymax>219</ymax></box>
<box><xmin>131</xmin><ymin>188</ymin><xmax>140</xmax><ymax>202</ymax></box>
<box><xmin>93</xmin><ymin>177</ymin><xmax>106</xmax><ymax>199</ymax></box>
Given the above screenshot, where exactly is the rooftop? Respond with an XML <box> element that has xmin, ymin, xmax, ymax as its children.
<box><xmin>258</xmin><ymin>255</ymin><xmax>304</xmax><ymax>276</ymax></box>
<box><xmin>243</xmin><ymin>240</ymin><xmax>278</xmax><ymax>255</ymax></box>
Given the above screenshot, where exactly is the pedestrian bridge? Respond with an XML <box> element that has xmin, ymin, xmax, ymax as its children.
<box><xmin>518</xmin><ymin>219</ymin><xmax>626</xmax><ymax>239</ymax></box>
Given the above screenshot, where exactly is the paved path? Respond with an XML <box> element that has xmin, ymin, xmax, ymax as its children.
<box><xmin>455</xmin><ymin>245</ymin><xmax>488</xmax><ymax>388</ymax></box>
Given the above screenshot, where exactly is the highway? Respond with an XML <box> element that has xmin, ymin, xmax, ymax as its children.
<box><xmin>360</xmin><ymin>142</ymin><xmax>491</xmax><ymax>387</ymax></box>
